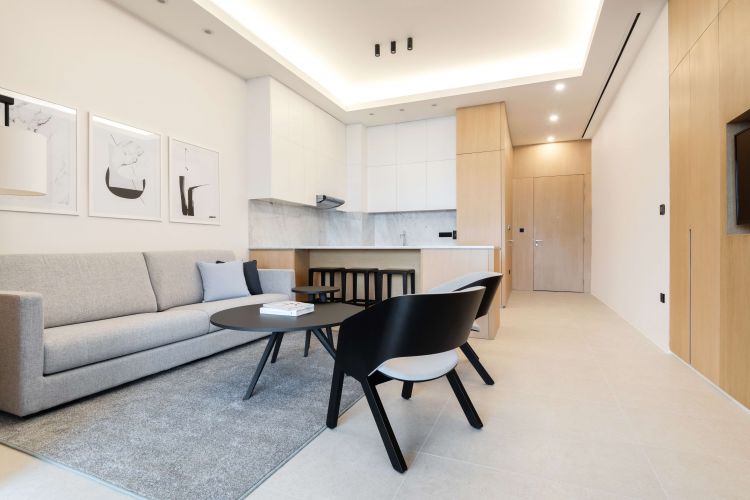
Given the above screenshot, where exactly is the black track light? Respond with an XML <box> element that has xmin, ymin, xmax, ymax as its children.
<box><xmin>375</xmin><ymin>43</ymin><xmax>380</xmax><ymax>57</ymax></box>
<box><xmin>407</xmin><ymin>37</ymin><xmax>413</xmax><ymax>51</ymax></box>
<box><xmin>390</xmin><ymin>41</ymin><xmax>396</xmax><ymax>54</ymax></box>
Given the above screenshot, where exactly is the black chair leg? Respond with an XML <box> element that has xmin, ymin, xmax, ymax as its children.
<box><xmin>304</xmin><ymin>330</ymin><xmax>312</xmax><ymax>357</ymax></box>
<box><xmin>326</xmin><ymin>327</ymin><xmax>334</xmax><ymax>347</ymax></box>
<box><xmin>270</xmin><ymin>333</ymin><xmax>284</xmax><ymax>363</ymax></box>
<box><xmin>361</xmin><ymin>376</ymin><xmax>407</xmax><ymax>473</ymax></box>
<box><xmin>401</xmin><ymin>382</ymin><xmax>413</xmax><ymax>400</ymax></box>
<box><xmin>327</xmin><ymin>365</ymin><xmax>345</xmax><ymax>428</ymax></box>
<box><xmin>460</xmin><ymin>342</ymin><xmax>495</xmax><ymax>385</ymax></box>
<box><xmin>446</xmin><ymin>369</ymin><xmax>483</xmax><ymax>429</ymax></box>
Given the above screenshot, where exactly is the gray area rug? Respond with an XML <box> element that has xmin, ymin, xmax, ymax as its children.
<box><xmin>0</xmin><ymin>332</ymin><xmax>362</xmax><ymax>499</ymax></box>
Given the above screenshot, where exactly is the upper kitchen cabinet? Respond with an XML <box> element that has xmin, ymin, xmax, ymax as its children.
<box><xmin>456</xmin><ymin>103</ymin><xmax>506</xmax><ymax>154</ymax></box>
<box><xmin>365</xmin><ymin>116</ymin><xmax>456</xmax><ymax>212</ymax></box>
<box><xmin>248</xmin><ymin>77</ymin><xmax>346</xmax><ymax>206</ymax></box>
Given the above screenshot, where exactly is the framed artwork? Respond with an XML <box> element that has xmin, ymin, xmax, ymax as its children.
<box><xmin>0</xmin><ymin>88</ymin><xmax>77</xmax><ymax>215</ymax></box>
<box><xmin>169</xmin><ymin>138</ymin><xmax>220</xmax><ymax>225</ymax></box>
<box><xmin>89</xmin><ymin>115</ymin><xmax>161</xmax><ymax>221</ymax></box>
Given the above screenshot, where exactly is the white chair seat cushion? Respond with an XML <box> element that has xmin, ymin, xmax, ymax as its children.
<box><xmin>376</xmin><ymin>350</ymin><xmax>459</xmax><ymax>382</ymax></box>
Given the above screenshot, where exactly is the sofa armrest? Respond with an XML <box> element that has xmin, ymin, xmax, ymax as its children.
<box><xmin>257</xmin><ymin>269</ymin><xmax>295</xmax><ymax>299</ymax></box>
<box><xmin>0</xmin><ymin>291</ymin><xmax>44</xmax><ymax>415</ymax></box>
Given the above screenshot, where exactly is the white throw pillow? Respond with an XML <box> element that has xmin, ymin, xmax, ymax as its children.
<box><xmin>197</xmin><ymin>261</ymin><xmax>250</xmax><ymax>302</ymax></box>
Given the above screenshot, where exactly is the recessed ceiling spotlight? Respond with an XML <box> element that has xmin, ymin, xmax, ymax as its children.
<box><xmin>203</xmin><ymin>28</ymin><xmax>213</xmax><ymax>35</ymax></box>
<box><xmin>547</xmin><ymin>136</ymin><xmax>555</xmax><ymax>142</ymax></box>
<box><xmin>390</xmin><ymin>41</ymin><xmax>397</xmax><ymax>54</ymax></box>
<box><xmin>369</xmin><ymin>112</ymin><xmax>375</xmax><ymax>116</ymax></box>
<box><xmin>407</xmin><ymin>37</ymin><xmax>413</xmax><ymax>51</ymax></box>
<box><xmin>156</xmin><ymin>0</ymin><xmax>166</xmax><ymax>3</ymax></box>
<box><xmin>554</xmin><ymin>82</ymin><xmax>566</xmax><ymax>92</ymax></box>
<box><xmin>431</xmin><ymin>103</ymin><xmax>437</xmax><ymax>107</ymax></box>
<box><xmin>374</xmin><ymin>44</ymin><xmax>380</xmax><ymax>57</ymax></box>
<box><xmin>399</xmin><ymin>108</ymin><xmax>405</xmax><ymax>112</ymax></box>
<box><xmin>549</xmin><ymin>114</ymin><xmax>559</xmax><ymax>123</ymax></box>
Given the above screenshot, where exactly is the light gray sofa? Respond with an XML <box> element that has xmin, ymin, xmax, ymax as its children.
<box><xmin>0</xmin><ymin>249</ymin><xmax>294</xmax><ymax>417</ymax></box>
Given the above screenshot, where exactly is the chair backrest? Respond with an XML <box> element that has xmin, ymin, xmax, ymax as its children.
<box><xmin>336</xmin><ymin>287</ymin><xmax>485</xmax><ymax>380</ymax></box>
<box><xmin>429</xmin><ymin>272</ymin><xmax>502</xmax><ymax>320</ymax></box>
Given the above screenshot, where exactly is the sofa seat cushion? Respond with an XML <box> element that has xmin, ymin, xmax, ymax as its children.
<box><xmin>43</xmin><ymin>310</ymin><xmax>210</xmax><ymax>375</ymax></box>
<box><xmin>170</xmin><ymin>293</ymin><xmax>288</xmax><ymax>332</ymax></box>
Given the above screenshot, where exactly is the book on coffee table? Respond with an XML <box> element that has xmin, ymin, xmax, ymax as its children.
<box><xmin>260</xmin><ymin>301</ymin><xmax>315</xmax><ymax>317</ymax></box>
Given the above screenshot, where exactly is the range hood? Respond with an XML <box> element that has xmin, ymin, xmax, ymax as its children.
<box><xmin>316</xmin><ymin>195</ymin><xmax>345</xmax><ymax>209</ymax></box>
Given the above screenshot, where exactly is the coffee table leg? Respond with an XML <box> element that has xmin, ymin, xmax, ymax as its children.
<box><xmin>243</xmin><ymin>332</ymin><xmax>280</xmax><ymax>400</ymax></box>
<box><xmin>312</xmin><ymin>328</ymin><xmax>336</xmax><ymax>358</ymax></box>
<box><xmin>270</xmin><ymin>332</ymin><xmax>285</xmax><ymax>363</ymax></box>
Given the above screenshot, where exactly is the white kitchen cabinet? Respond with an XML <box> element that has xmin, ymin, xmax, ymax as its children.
<box><xmin>397</xmin><ymin>162</ymin><xmax>427</xmax><ymax>211</ymax></box>
<box><xmin>396</xmin><ymin>121</ymin><xmax>427</xmax><ymax>164</ymax></box>
<box><xmin>367</xmin><ymin>165</ymin><xmax>398</xmax><ymax>212</ymax></box>
<box><xmin>248</xmin><ymin>77</ymin><xmax>346</xmax><ymax>206</ymax></box>
<box><xmin>362</xmin><ymin>117</ymin><xmax>456</xmax><ymax>212</ymax></box>
<box><xmin>367</xmin><ymin>125</ymin><xmax>397</xmax><ymax>167</ymax></box>
<box><xmin>426</xmin><ymin>159</ymin><xmax>456</xmax><ymax>210</ymax></box>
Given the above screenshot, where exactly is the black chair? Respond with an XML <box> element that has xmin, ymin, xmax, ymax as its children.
<box><xmin>427</xmin><ymin>272</ymin><xmax>503</xmax><ymax>386</ymax></box>
<box><xmin>343</xmin><ymin>267</ymin><xmax>379</xmax><ymax>307</ymax></box>
<box><xmin>377</xmin><ymin>268</ymin><xmax>416</xmax><ymax>300</ymax></box>
<box><xmin>308</xmin><ymin>267</ymin><xmax>346</xmax><ymax>302</ymax></box>
<box><xmin>326</xmin><ymin>287</ymin><xmax>485</xmax><ymax>473</ymax></box>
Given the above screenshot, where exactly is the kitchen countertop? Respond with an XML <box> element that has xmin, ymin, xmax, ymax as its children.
<box><xmin>250</xmin><ymin>245</ymin><xmax>495</xmax><ymax>250</ymax></box>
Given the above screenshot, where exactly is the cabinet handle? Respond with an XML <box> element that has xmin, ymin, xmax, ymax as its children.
<box><xmin>534</xmin><ymin>239</ymin><xmax>543</xmax><ymax>247</ymax></box>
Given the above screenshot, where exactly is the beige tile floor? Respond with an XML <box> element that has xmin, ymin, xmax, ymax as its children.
<box><xmin>1</xmin><ymin>292</ymin><xmax>749</xmax><ymax>499</ymax></box>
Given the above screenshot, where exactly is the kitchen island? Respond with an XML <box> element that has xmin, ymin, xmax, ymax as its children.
<box><xmin>249</xmin><ymin>245</ymin><xmax>500</xmax><ymax>339</ymax></box>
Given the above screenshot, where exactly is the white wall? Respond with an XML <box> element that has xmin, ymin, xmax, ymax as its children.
<box><xmin>0</xmin><ymin>0</ymin><xmax>249</xmax><ymax>257</ymax></box>
<box><xmin>591</xmin><ymin>5</ymin><xmax>670</xmax><ymax>350</ymax></box>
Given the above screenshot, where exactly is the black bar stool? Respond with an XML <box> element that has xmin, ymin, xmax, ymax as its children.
<box><xmin>308</xmin><ymin>267</ymin><xmax>346</xmax><ymax>303</ymax></box>
<box><xmin>377</xmin><ymin>268</ymin><xmax>416</xmax><ymax>300</ymax></box>
<box><xmin>343</xmin><ymin>268</ymin><xmax>379</xmax><ymax>308</ymax></box>
<box><xmin>291</xmin><ymin>285</ymin><xmax>339</xmax><ymax>357</ymax></box>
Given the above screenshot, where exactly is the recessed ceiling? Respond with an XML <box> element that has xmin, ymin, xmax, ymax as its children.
<box><xmin>107</xmin><ymin>0</ymin><xmax>666</xmax><ymax>146</ymax></box>
<box><xmin>200</xmin><ymin>0</ymin><xmax>603</xmax><ymax>110</ymax></box>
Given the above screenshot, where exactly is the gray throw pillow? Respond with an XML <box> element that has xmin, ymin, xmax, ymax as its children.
<box><xmin>197</xmin><ymin>261</ymin><xmax>250</xmax><ymax>302</ymax></box>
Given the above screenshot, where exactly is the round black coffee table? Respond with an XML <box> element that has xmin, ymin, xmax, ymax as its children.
<box><xmin>210</xmin><ymin>303</ymin><xmax>362</xmax><ymax>399</ymax></box>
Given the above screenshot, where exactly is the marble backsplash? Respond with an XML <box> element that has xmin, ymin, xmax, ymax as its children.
<box><xmin>248</xmin><ymin>200</ymin><xmax>457</xmax><ymax>247</ymax></box>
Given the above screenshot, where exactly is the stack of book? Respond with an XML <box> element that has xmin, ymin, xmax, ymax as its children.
<box><xmin>259</xmin><ymin>301</ymin><xmax>315</xmax><ymax>317</ymax></box>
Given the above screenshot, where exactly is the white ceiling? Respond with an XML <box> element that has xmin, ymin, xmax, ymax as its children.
<box><xmin>108</xmin><ymin>0</ymin><xmax>666</xmax><ymax>146</ymax></box>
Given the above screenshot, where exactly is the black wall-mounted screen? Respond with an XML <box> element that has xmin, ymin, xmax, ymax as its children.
<box><xmin>735</xmin><ymin>127</ymin><xmax>750</xmax><ymax>225</ymax></box>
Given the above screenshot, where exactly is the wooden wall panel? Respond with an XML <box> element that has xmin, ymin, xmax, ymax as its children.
<box><xmin>719</xmin><ymin>0</ymin><xmax>750</xmax><ymax>408</ymax></box>
<box><xmin>688</xmin><ymin>21</ymin><xmax>721</xmax><ymax>383</ymax></box>
<box><xmin>669</xmin><ymin>57</ymin><xmax>692</xmax><ymax>362</ymax></box>
<box><xmin>688</xmin><ymin>0</ymin><xmax>719</xmax><ymax>50</ymax></box>
<box><xmin>513</xmin><ymin>141</ymin><xmax>591</xmax><ymax>178</ymax></box>
<box><xmin>669</xmin><ymin>0</ymin><xmax>690</xmax><ymax>72</ymax></box>
<box><xmin>456</xmin><ymin>151</ymin><xmax>503</xmax><ymax>246</ymax></box>
<box><xmin>456</xmin><ymin>103</ymin><xmax>504</xmax><ymax>154</ymax></box>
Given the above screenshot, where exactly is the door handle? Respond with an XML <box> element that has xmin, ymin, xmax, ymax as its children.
<box><xmin>534</xmin><ymin>239</ymin><xmax>543</xmax><ymax>247</ymax></box>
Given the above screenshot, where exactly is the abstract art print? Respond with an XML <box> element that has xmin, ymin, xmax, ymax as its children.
<box><xmin>169</xmin><ymin>138</ymin><xmax>220</xmax><ymax>225</ymax></box>
<box><xmin>0</xmin><ymin>88</ymin><xmax>77</xmax><ymax>215</ymax></box>
<box><xmin>89</xmin><ymin>115</ymin><xmax>161</xmax><ymax>221</ymax></box>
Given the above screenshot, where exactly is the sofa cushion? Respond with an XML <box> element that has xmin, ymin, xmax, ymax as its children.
<box><xmin>0</xmin><ymin>253</ymin><xmax>158</xmax><ymax>328</ymax></box>
<box><xmin>43</xmin><ymin>309</ymin><xmax>210</xmax><ymax>375</ymax></box>
<box><xmin>198</xmin><ymin>261</ymin><xmax>249</xmax><ymax>302</ymax></box>
<box><xmin>143</xmin><ymin>250</ymin><xmax>235</xmax><ymax>311</ymax></box>
<box><xmin>170</xmin><ymin>293</ymin><xmax>288</xmax><ymax>332</ymax></box>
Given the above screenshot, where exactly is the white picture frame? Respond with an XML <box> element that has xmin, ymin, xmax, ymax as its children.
<box><xmin>0</xmin><ymin>88</ymin><xmax>78</xmax><ymax>215</ymax></box>
<box><xmin>169</xmin><ymin>138</ymin><xmax>220</xmax><ymax>225</ymax></box>
<box><xmin>89</xmin><ymin>115</ymin><xmax>162</xmax><ymax>221</ymax></box>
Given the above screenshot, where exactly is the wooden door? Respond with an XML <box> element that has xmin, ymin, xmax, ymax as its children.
<box><xmin>533</xmin><ymin>175</ymin><xmax>584</xmax><ymax>292</ymax></box>
<box><xmin>511</xmin><ymin>178</ymin><xmax>534</xmax><ymax>290</ymax></box>
<box><xmin>669</xmin><ymin>56</ymin><xmax>691</xmax><ymax>361</ymax></box>
<box><xmin>456</xmin><ymin>151</ymin><xmax>503</xmax><ymax>246</ymax></box>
